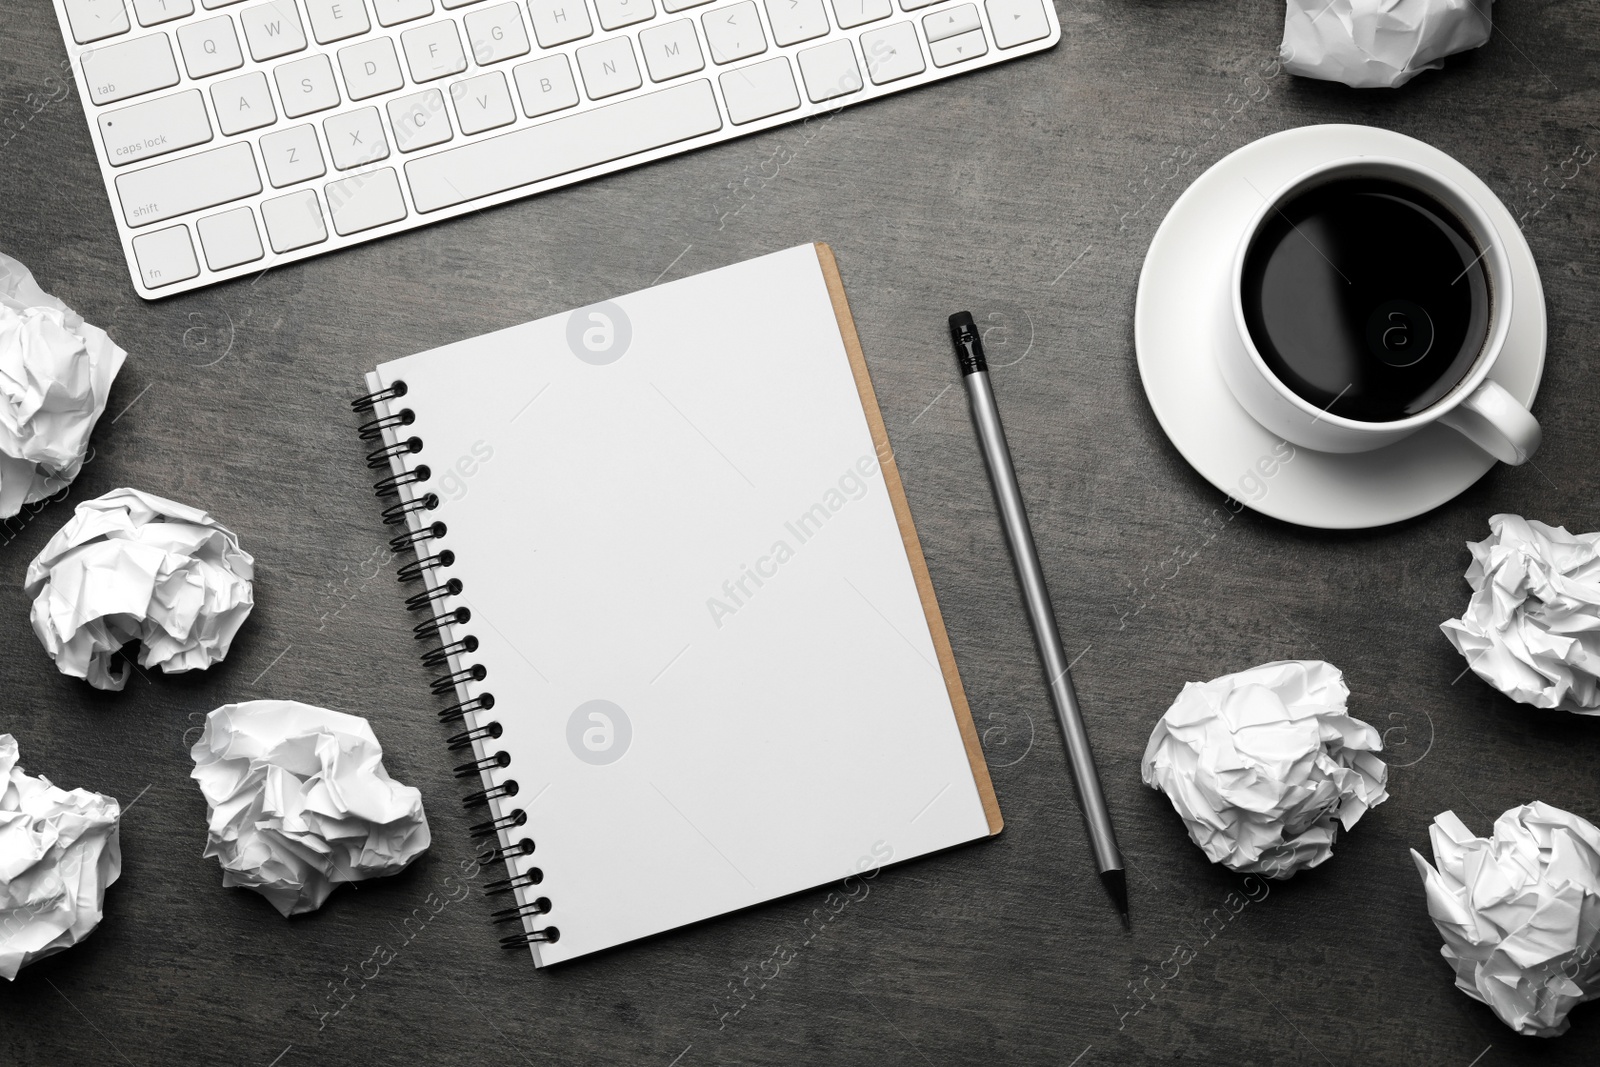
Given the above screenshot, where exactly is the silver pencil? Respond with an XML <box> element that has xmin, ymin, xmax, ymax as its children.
<box><xmin>949</xmin><ymin>311</ymin><xmax>1128</xmax><ymax>928</ymax></box>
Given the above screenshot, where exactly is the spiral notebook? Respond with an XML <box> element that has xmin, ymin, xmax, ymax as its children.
<box><xmin>356</xmin><ymin>243</ymin><xmax>1002</xmax><ymax>965</ymax></box>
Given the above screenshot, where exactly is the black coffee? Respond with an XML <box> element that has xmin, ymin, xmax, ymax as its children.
<box><xmin>1241</xmin><ymin>177</ymin><xmax>1491</xmax><ymax>422</ymax></box>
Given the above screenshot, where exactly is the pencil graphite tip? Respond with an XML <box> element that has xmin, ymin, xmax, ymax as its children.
<box><xmin>1100</xmin><ymin>868</ymin><xmax>1129</xmax><ymax>930</ymax></box>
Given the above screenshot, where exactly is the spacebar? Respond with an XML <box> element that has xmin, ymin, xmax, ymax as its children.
<box><xmin>405</xmin><ymin>80</ymin><xmax>724</xmax><ymax>213</ymax></box>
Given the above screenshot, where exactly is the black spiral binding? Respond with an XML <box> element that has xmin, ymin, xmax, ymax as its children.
<box><xmin>358</xmin><ymin>407</ymin><xmax>415</xmax><ymax>441</ymax></box>
<box><xmin>392</xmin><ymin>522</ymin><xmax>447</xmax><ymax>552</ymax></box>
<box><xmin>382</xmin><ymin>494</ymin><xmax>440</xmax><ymax>526</ymax></box>
<box><xmin>398</xmin><ymin>550</ymin><xmax>455</xmax><ymax>583</ymax></box>
<box><xmin>439</xmin><ymin>692</ymin><xmax>495</xmax><ymax>725</ymax></box>
<box><xmin>353</xmin><ymin>381</ymin><xmax>560</xmax><ymax>951</ymax></box>
<box><xmin>445</xmin><ymin>720</ymin><xmax>501</xmax><ymax>750</ymax></box>
<box><xmin>422</xmin><ymin>635</ymin><xmax>478</xmax><ymax>668</ymax></box>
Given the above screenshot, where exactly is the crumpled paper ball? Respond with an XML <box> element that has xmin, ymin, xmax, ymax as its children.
<box><xmin>24</xmin><ymin>487</ymin><xmax>255</xmax><ymax>691</ymax></box>
<box><xmin>1441</xmin><ymin>515</ymin><xmax>1600</xmax><ymax>713</ymax></box>
<box><xmin>1411</xmin><ymin>803</ymin><xmax>1600</xmax><ymax>1037</ymax></box>
<box><xmin>1281</xmin><ymin>0</ymin><xmax>1494</xmax><ymax>88</ymax></box>
<box><xmin>1142</xmin><ymin>660</ymin><xmax>1389</xmax><ymax>878</ymax></box>
<box><xmin>0</xmin><ymin>252</ymin><xmax>126</xmax><ymax>518</ymax></box>
<box><xmin>0</xmin><ymin>734</ymin><xmax>121</xmax><ymax>980</ymax></box>
<box><xmin>190</xmin><ymin>701</ymin><xmax>431</xmax><ymax>916</ymax></box>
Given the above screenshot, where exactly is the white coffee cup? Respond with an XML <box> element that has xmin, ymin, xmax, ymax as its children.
<box><xmin>1215</xmin><ymin>156</ymin><xmax>1541</xmax><ymax>464</ymax></box>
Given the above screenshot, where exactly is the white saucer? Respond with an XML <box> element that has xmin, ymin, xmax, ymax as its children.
<box><xmin>1133</xmin><ymin>124</ymin><xmax>1546</xmax><ymax>530</ymax></box>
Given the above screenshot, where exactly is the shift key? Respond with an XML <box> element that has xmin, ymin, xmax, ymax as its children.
<box><xmin>115</xmin><ymin>142</ymin><xmax>262</xmax><ymax>226</ymax></box>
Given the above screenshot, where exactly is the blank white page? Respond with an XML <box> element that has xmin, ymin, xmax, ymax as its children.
<box><xmin>369</xmin><ymin>243</ymin><xmax>999</xmax><ymax>964</ymax></box>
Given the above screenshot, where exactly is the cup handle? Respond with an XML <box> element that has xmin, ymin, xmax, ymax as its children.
<box><xmin>1438</xmin><ymin>379</ymin><xmax>1541</xmax><ymax>465</ymax></box>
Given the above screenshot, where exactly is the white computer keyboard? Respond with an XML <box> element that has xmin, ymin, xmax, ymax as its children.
<box><xmin>52</xmin><ymin>0</ymin><xmax>1058</xmax><ymax>299</ymax></box>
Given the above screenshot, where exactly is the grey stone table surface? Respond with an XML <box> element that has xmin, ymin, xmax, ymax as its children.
<box><xmin>2</xmin><ymin>0</ymin><xmax>1599</xmax><ymax>1063</ymax></box>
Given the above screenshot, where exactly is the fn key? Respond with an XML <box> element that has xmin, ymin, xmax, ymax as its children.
<box><xmin>132</xmin><ymin>225</ymin><xmax>201</xmax><ymax>289</ymax></box>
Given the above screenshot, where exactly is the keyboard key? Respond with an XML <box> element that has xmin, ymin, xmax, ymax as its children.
<box><xmin>701</xmin><ymin>1</ymin><xmax>763</xmax><ymax>64</ymax></box>
<box><xmin>63</xmin><ymin>0</ymin><xmax>130</xmax><ymax>43</ymax></box>
<box><xmin>922</xmin><ymin>3</ymin><xmax>976</xmax><ymax>40</ymax></box>
<box><xmin>304</xmin><ymin>0</ymin><xmax>371</xmax><ymax>41</ymax></box>
<box><xmin>593</xmin><ymin>0</ymin><xmax>652</xmax><ymax>30</ymax></box>
<box><xmin>211</xmin><ymin>71</ymin><xmax>276</xmax><ymax>134</ymax></box>
<box><xmin>402</xmin><ymin>20</ymin><xmax>468</xmax><ymax>81</ymax></box>
<box><xmin>259</xmin><ymin>189</ymin><xmax>328</xmax><ymax>252</ymax></box>
<box><xmin>512</xmin><ymin>54</ymin><xmax>578</xmax><ymax>116</ymax></box>
<box><xmin>275</xmin><ymin>54</ymin><xmax>341</xmax><ymax>116</ymax></box>
<box><xmin>575</xmin><ymin>36</ymin><xmax>640</xmax><ymax>99</ymax></box>
<box><xmin>526</xmin><ymin>0</ymin><xmax>592</xmax><ymax>47</ymax></box>
<box><xmin>132</xmin><ymin>0</ymin><xmax>193</xmax><ymax>26</ymax></box>
<box><xmin>261</xmin><ymin>124</ymin><xmax>327</xmax><ymax>186</ymax></box>
<box><xmin>196</xmin><ymin>206</ymin><xmax>264</xmax><ymax>269</ymax></box>
<box><xmin>929</xmin><ymin>26</ymin><xmax>984</xmax><ymax>65</ymax></box>
<box><xmin>131</xmin><ymin>225</ymin><xmax>199</xmax><ymax>288</ymax></box>
<box><xmin>443</xmin><ymin>0</ymin><xmax>485</xmax><ymax>7</ymax></box>
<box><xmin>984</xmin><ymin>0</ymin><xmax>1047</xmax><ymax>48</ymax></box>
<box><xmin>639</xmin><ymin>20</ymin><xmax>703</xmax><ymax>81</ymax></box>
<box><xmin>114</xmin><ymin>141</ymin><xmax>261</xmax><ymax>226</ymax></box>
<box><xmin>177</xmin><ymin>16</ymin><xmax>243</xmax><ymax>78</ymax></box>
<box><xmin>325</xmin><ymin>107</ymin><xmax>391</xmax><ymax>168</ymax></box>
<box><xmin>450</xmin><ymin>71</ymin><xmax>516</xmax><ymax>133</ymax></box>
<box><xmin>764</xmin><ymin>0</ymin><xmax>826</xmax><ymax>46</ymax></box>
<box><xmin>387</xmin><ymin>89</ymin><xmax>453</xmax><ymax>150</ymax></box>
<box><xmin>374</xmin><ymin>0</ymin><xmax>433</xmax><ymax>23</ymax></box>
<box><xmin>201</xmin><ymin>0</ymin><xmax>246</xmax><ymax>8</ymax></box>
<box><xmin>829</xmin><ymin>0</ymin><xmax>888</xmax><ymax>29</ymax></box>
<box><xmin>339</xmin><ymin>37</ymin><xmax>405</xmax><ymax>99</ymax></box>
<box><xmin>83</xmin><ymin>33</ymin><xmax>181</xmax><ymax>106</ymax></box>
<box><xmin>898</xmin><ymin>0</ymin><xmax>938</xmax><ymax>8</ymax></box>
<box><xmin>326</xmin><ymin>168</ymin><xmax>408</xmax><ymax>234</ymax></box>
<box><xmin>406</xmin><ymin>78</ymin><xmax>720</xmax><ymax>211</ymax></box>
<box><xmin>859</xmin><ymin>21</ymin><xmax>921</xmax><ymax>82</ymax></box>
<box><xmin>97</xmin><ymin>89</ymin><xmax>211</xmax><ymax>166</ymax></box>
<box><xmin>240</xmin><ymin>0</ymin><xmax>308</xmax><ymax>59</ymax></box>
<box><xmin>718</xmin><ymin>55</ymin><xmax>797</xmax><ymax>123</ymax></box>
<box><xmin>465</xmin><ymin>3</ymin><xmax>530</xmax><ymax>64</ymax></box>
<box><xmin>796</xmin><ymin>38</ymin><xmax>860</xmax><ymax>102</ymax></box>
<box><xmin>661</xmin><ymin>0</ymin><xmax>710</xmax><ymax>10</ymax></box>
